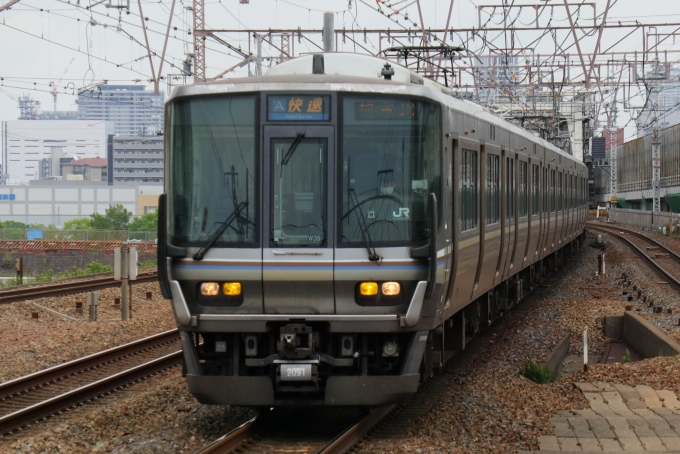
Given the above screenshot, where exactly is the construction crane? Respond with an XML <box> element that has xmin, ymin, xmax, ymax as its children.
<box><xmin>0</xmin><ymin>87</ymin><xmax>17</xmax><ymax>101</ymax></box>
<box><xmin>50</xmin><ymin>58</ymin><xmax>75</xmax><ymax>115</ymax></box>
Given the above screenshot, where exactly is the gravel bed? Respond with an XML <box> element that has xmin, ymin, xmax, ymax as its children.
<box><xmin>0</xmin><ymin>279</ymin><xmax>175</xmax><ymax>382</ymax></box>
<box><xmin>358</xmin><ymin>235</ymin><xmax>680</xmax><ymax>453</ymax></box>
<box><xmin>2</xmin><ymin>234</ymin><xmax>680</xmax><ymax>453</ymax></box>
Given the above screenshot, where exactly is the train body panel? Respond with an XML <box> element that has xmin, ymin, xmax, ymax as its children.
<box><xmin>160</xmin><ymin>52</ymin><xmax>588</xmax><ymax>407</ymax></box>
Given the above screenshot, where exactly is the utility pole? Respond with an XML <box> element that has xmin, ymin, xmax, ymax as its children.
<box><xmin>609</xmin><ymin>129</ymin><xmax>617</xmax><ymax>207</ymax></box>
<box><xmin>114</xmin><ymin>243</ymin><xmax>138</xmax><ymax>321</ymax></box>
<box><xmin>652</xmin><ymin>117</ymin><xmax>661</xmax><ymax>212</ymax></box>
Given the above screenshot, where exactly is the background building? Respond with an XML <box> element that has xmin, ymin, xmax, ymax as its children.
<box><xmin>0</xmin><ymin>181</ymin><xmax>162</xmax><ymax>226</ymax></box>
<box><xmin>112</xmin><ymin>136</ymin><xmax>164</xmax><ymax>184</ymax></box>
<box><xmin>62</xmin><ymin>158</ymin><xmax>108</xmax><ymax>182</ymax></box>
<box><xmin>0</xmin><ymin>120</ymin><xmax>113</xmax><ymax>184</ymax></box>
<box><xmin>77</xmin><ymin>85</ymin><xmax>164</xmax><ymax>136</ymax></box>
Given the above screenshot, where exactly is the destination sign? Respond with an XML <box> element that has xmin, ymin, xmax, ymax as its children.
<box><xmin>268</xmin><ymin>95</ymin><xmax>330</xmax><ymax>121</ymax></box>
<box><xmin>354</xmin><ymin>100</ymin><xmax>418</xmax><ymax>121</ymax></box>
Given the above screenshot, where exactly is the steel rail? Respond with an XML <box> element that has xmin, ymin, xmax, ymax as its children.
<box><xmin>319</xmin><ymin>405</ymin><xmax>395</xmax><ymax>454</ymax></box>
<box><xmin>587</xmin><ymin>223</ymin><xmax>680</xmax><ymax>263</ymax></box>
<box><xmin>194</xmin><ymin>417</ymin><xmax>258</xmax><ymax>454</ymax></box>
<box><xmin>0</xmin><ymin>350</ymin><xmax>181</xmax><ymax>436</ymax></box>
<box><xmin>0</xmin><ymin>329</ymin><xmax>179</xmax><ymax>401</ymax></box>
<box><xmin>0</xmin><ymin>271</ymin><xmax>158</xmax><ymax>304</ymax></box>
<box><xmin>196</xmin><ymin>405</ymin><xmax>396</xmax><ymax>454</ymax></box>
<box><xmin>587</xmin><ymin>224</ymin><xmax>680</xmax><ymax>292</ymax></box>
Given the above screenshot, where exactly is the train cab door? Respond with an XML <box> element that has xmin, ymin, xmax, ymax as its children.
<box><xmin>262</xmin><ymin>125</ymin><xmax>336</xmax><ymax>314</ymax></box>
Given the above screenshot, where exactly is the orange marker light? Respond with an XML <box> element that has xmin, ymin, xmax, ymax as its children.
<box><xmin>359</xmin><ymin>282</ymin><xmax>379</xmax><ymax>296</ymax></box>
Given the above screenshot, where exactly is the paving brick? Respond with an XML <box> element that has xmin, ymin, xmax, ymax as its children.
<box><xmin>537</xmin><ymin>435</ymin><xmax>560</xmax><ymax>451</ymax></box>
<box><xmin>587</xmin><ymin>416</ymin><xmax>616</xmax><ymax>439</ymax></box>
<box><xmin>575</xmin><ymin>382</ymin><xmax>600</xmax><ymax>393</ymax></box>
<box><xmin>558</xmin><ymin>436</ymin><xmax>582</xmax><ymax>451</ymax></box>
<box><xmin>661</xmin><ymin>436</ymin><xmax>680</xmax><ymax>451</ymax></box>
<box><xmin>637</xmin><ymin>385</ymin><xmax>664</xmax><ymax>408</ymax></box>
<box><xmin>592</xmin><ymin>381</ymin><xmax>617</xmax><ymax>392</ymax></box>
<box><xmin>635</xmin><ymin>408</ymin><xmax>661</xmax><ymax>419</ymax></box>
<box><xmin>614</xmin><ymin>384</ymin><xmax>647</xmax><ymax>408</ymax></box>
<box><xmin>618</xmin><ymin>436</ymin><xmax>644</xmax><ymax>451</ymax></box>
<box><xmin>557</xmin><ymin>410</ymin><xmax>574</xmax><ymax>416</ymax></box>
<box><xmin>573</xmin><ymin>409</ymin><xmax>599</xmax><ymax>418</ymax></box>
<box><xmin>577</xmin><ymin>437</ymin><xmax>602</xmax><ymax>451</ymax></box>
<box><xmin>600</xmin><ymin>391</ymin><xmax>635</xmax><ymax>415</ymax></box>
<box><xmin>628</xmin><ymin>418</ymin><xmax>656</xmax><ymax>437</ymax></box>
<box><xmin>550</xmin><ymin>417</ymin><xmax>575</xmax><ymax>437</ymax></box>
<box><xmin>584</xmin><ymin>392</ymin><xmax>614</xmax><ymax>415</ymax></box>
<box><xmin>650</xmin><ymin>418</ymin><xmax>679</xmax><ymax>437</ymax></box>
<box><xmin>639</xmin><ymin>435</ymin><xmax>668</xmax><ymax>451</ymax></box>
<box><xmin>570</xmin><ymin>417</ymin><xmax>597</xmax><ymax>438</ymax></box>
<box><xmin>598</xmin><ymin>438</ymin><xmax>622</xmax><ymax>451</ymax></box>
<box><xmin>661</xmin><ymin>414</ymin><xmax>680</xmax><ymax>436</ymax></box>
<box><xmin>606</xmin><ymin>416</ymin><xmax>632</xmax><ymax>439</ymax></box>
<box><xmin>657</xmin><ymin>390</ymin><xmax>680</xmax><ymax>411</ymax></box>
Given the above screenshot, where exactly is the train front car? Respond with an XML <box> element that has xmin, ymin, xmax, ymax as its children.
<box><xmin>158</xmin><ymin>54</ymin><xmax>445</xmax><ymax>406</ymax></box>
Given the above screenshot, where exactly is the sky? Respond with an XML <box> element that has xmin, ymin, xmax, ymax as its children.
<box><xmin>1</xmin><ymin>0</ymin><xmax>680</xmax><ymax>139</ymax></box>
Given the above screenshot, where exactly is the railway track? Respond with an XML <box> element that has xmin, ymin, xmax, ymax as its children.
<box><xmin>0</xmin><ymin>271</ymin><xmax>158</xmax><ymax>304</ymax></box>
<box><xmin>196</xmin><ymin>405</ymin><xmax>394</xmax><ymax>454</ymax></box>
<box><xmin>587</xmin><ymin>222</ymin><xmax>680</xmax><ymax>291</ymax></box>
<box><xmin>0</xmin><ymin>328</ymin><xmax>180</xmax><ymax>437</ymax></box>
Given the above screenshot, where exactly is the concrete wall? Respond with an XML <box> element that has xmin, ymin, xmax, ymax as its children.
<box><xmin>623</xmin><ymin>311</ymin><xmax>680</xmax><ymax>358</ymax></box>
<box><xmin>609</xmin><ymin>207</ymin><xmax>680</xmax><ymax>231</ymax></box>
<box><xmin>0</xmin><ymin>249</ymin><xmax>155</xmax><ymax>277</ymax></box>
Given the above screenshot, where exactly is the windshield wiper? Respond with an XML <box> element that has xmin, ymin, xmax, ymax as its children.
<box><xmin>193</xmin><ymin>201</ymin><xmax>248</xmax><ymax>260</ymax></box>
<box><xmin>348</xmin><ymin>188</ymin><xmax>380</xmax><ymax>262</ymax></box>
<box><xmin>280</xmin><ymin>133</ymin><xmax>306</xmax><ymax>168</ymax></box>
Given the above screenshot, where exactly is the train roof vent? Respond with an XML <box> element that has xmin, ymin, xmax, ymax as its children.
<box><xmin>312</xmin><ymin>54</ymin><xmax>325</xmax><ymax>74</ymax></box>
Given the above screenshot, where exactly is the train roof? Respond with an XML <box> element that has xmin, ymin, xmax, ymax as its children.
<box><xmin>169</xmin><ymin>52</ymin><xmax>581</xmax><ymax>167</ymax></box>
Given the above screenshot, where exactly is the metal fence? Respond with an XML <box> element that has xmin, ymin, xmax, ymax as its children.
<box><xmin>0</xmin><ymin>229</ymin><xmax>156</xmax><ymax>242</ymax></box>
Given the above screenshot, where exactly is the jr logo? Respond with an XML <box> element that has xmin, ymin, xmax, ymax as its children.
<box><xmin>392</xmin><ymin>208</ymin><xmax>410</xmax><ymax>218</ymax></box>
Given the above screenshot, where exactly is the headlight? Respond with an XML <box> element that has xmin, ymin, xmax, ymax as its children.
<box><xmin>382</xmin><ymin>282</ymin><xmax>401</xmax><ymax>296</ymax></box>
<box><xmin>200</xmin><ymin>282</ymin><xmax>219</xmax><ymax>296</ymax></box>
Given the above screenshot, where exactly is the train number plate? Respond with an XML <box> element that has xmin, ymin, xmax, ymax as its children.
<box><xmin>280</xmin><ymin>364</ymin><xmax>312</xmax><ymax>381</ymax></box>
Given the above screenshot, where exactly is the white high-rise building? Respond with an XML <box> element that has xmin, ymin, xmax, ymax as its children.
<box><xmin>0</xmin><ymin>120</ymin><xmax>113</xmax><ymax>184</ymax></box>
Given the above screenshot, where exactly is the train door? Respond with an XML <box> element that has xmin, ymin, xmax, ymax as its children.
<box><xmin>454</xmin><ymin>138</ymin><xmax>480</xmax><ymax>306</ymax></box>
<box><xmin>262</xmin><ymin>125</ymin><xmax>335</xmax><ymax>314</ymax></box>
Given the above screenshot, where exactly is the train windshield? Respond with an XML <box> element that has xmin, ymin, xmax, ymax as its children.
<box><xmin>168</xmin><ymin>95</ymin><xmax>257</xmax><ymax>245</ymax></box>
<box><xmin>340</xmin><ymin>96</ymin><xmax>440</xmax><ymax>245</ymax></box>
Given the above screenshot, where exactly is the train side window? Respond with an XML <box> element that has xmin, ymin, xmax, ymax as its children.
<box><xmin>569</xmin><ymin>175</ymin><xmax>573</xmax><ymax>209</ymax></box>
<box><xmin>461</xmin><ymin>149</ymin><xmax>478</xmax><ymax>231</ymax></box>
<box><xmin>557</xmin><ymin>172</ymin><xmax>563</xmax><ymax>212</ymax></box>
<box><xmin>550</xmin><ymin>169</ymin><xmax>556</xmax><ymax>213</ymax></box>
<box><xmin>487</xmin><ymin>154</ymin><xmax>500</xmax><ymax>225</ymax></box>
<box><xmin>520</xmin><ymin>162</ymin><xmax>528</xmax><ymax>218</ymax></box>
<box><xmin>506</xmin><ymin>158</ymin><xmax>514</xmax><ymax>220</ymax></box>
<box><xmin>531</xmin><ymin>164</ymin><xmax>539</xmax><ymax>216</ymax></box>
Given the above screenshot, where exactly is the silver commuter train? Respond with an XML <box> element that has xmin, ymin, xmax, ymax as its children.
<box><xmin>158</xmin><ymin>52</ymin><xmax>588</xmax><ymax>407</ymax></box>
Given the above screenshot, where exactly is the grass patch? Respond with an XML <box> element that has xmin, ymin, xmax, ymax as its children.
<box><xmin>621</xmin><ymin>349</ymin><xmax>631</xmax><ymax>364</ymax></box>
<box><xmin>519</xmin><ymin>360</ymin><xmax>559</xmax><ymax>384</ymax></box>
<box><xmin>139</xmin><ymin>258</ymin><xmax>157</xmax><ymax>268</ymax></box>
<box><xmin>588</xmin><ymin>239</ymin><xmax>605</xmax><ymax>250</ymax></box>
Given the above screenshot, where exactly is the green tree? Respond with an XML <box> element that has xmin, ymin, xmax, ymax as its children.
<box><xmin>128</xmin><ymin>211</ymin><xmax>158</xmax><ymax>232</ymax></box>
<box><xmin>0</xmin><ymin>221</ymin><xmax>28</xmax><ymax>229</ymax></box>
<box><xmin>90</xmin><ymin>204</ymin><xmax>132</xmax><ymax>230</ymax></box>
<box><xmin>63</xmin><ymin>218</ymin><xmax>93</xmax><ymax>230</ymax></box>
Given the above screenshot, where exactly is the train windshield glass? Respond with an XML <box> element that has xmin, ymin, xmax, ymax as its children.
<box><xmin>340</xmin><ymin>96</ymin><xmax>440</xmax><ymax>245</ymax></box>
<box><xmin>168</xmin><ymin>95</ymin><xmax>257</xmax><ymax>245</ymax></box>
